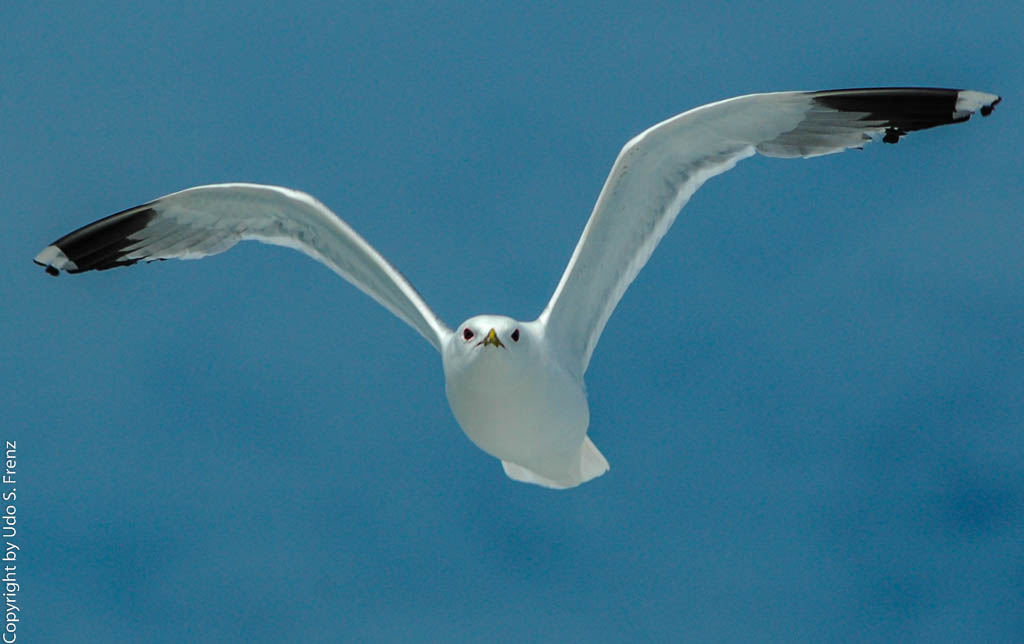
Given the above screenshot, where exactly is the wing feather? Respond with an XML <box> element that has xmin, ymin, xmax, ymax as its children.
<box><xmin>539</xmin><ymin>88</ymin><xmax>1001</xmax><ymax>374</ymax></box>
<box><xmin>34</xmin><ymin>183</ymin><xmax>451</xmax><ymax>351</ymax></box>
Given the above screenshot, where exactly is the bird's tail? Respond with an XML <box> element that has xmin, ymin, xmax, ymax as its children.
<box><xmin>501</xmin><ymin>436</ymin><xmax>609</xmax><ymax>489</ymax></box>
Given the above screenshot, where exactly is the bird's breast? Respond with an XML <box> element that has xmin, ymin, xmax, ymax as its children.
<box><xmin>442</xmin><ymin>352</ymin><xmax>589</xmax><ymax>470</ymax></box>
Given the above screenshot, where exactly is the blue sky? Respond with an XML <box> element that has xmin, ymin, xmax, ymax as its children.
<box><xmin>3</xmin><ymin>2</ymin><xmax>1022</xmax><ymax>642</ymax></box>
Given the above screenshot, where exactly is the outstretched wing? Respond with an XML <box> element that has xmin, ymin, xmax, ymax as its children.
<box><xmin>538</xmin><ymin>88</ymin><xmax>1001</xmax><ymax>374</ymax></box>
<box><xmin>34</xmin><ymin>183</ymin><xmax>452</xmax><ymax>351</ymax></box>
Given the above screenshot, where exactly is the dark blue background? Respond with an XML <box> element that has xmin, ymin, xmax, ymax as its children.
<box><xmin>3</xmin><ymin>3</ymin><xmax>1021</xmax><ymax>642</ymax></box>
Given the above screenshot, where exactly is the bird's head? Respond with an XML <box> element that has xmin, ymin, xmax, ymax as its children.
<box><xmin>442</xmin><ymin>315</ymin><xmax>536</xmax><ymax>376</ymax></box>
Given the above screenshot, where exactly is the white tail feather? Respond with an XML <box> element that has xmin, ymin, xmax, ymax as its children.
<box><xmin>501</xmin><ymin>436</ymin><xmax>609</xmax><ymax>489</ymax></box>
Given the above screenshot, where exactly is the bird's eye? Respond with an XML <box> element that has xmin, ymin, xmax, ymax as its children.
<box><xmin>463</xmin><ymin>328</ymin><xmax>475</xmax><ymax>341</ymax></box>
<box><xmin>511</xmin><ymin>328</ymin><xmax>520</xmax><ymax>342</ymax></box>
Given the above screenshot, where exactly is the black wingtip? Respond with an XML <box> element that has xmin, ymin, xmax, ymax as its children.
<box><xmin>33</xmin><ymin>258</ymin><xmax>61</xmax><ymax>276</ymax></box>
<box><xmin>980</xmin><ymin>96</ymin><xmax>1002</xmax><ymax>117</ymax></box>
<box><xmin>882</xmin><ymin>127</ymin><xmax>906</xmax><ymax>144</ymax></box>
<box><xmin>45</xmin><ymin>204</ymin><xmax>158</xmax><ymax>274</ymax></box>
<box><xmin>808</xmin><ymin>87</ymin><xmax>1005</xmax><ymax>145</ymax></box>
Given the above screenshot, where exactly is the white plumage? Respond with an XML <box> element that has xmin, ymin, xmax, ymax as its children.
<box><xmin>35</xmin><ymin>88</ymin><xmax>1000</xmax><ymax>488</ymax></box>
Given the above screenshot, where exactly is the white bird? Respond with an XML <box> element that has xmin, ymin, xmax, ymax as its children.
<box><xmin>35</xmin><ymin>87</ymin><xmax>1001</xmax><ymax>488</ymax></box>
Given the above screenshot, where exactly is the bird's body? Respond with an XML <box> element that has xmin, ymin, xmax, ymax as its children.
<box><xmin>35</xmin><ymin>87</ymin><xmax>1001</xmax><ymax>488</ymax></box>
<box><xmin>442</xmin><ymin>316</ymin><xmax>603</xmax><ymax>488</ymax></box>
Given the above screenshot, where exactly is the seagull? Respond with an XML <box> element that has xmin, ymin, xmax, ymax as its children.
<box><xmin>35</xmin><ymin>87</ymin><xmax>1001</xmax><ymax>488</ymax></box>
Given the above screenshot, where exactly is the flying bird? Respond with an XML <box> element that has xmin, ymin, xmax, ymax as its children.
<box><xmin>35</xmin><ymin>87</ymin><xmax>1001</xmax><ymax>488</ymax></box>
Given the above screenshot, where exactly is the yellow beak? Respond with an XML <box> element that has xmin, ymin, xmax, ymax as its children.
<box><xmin>482</xmin><ymin>328</ymin><xmax>505</xmax><ymax>348</ymax></box>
